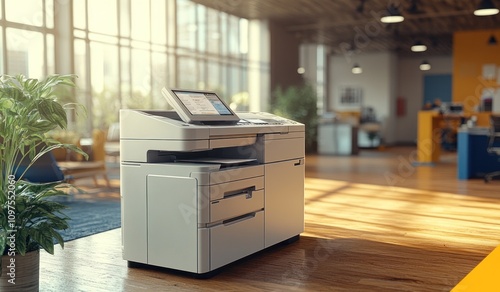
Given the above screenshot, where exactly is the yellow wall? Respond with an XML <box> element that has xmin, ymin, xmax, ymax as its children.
<box><xmin>453</xmin><ymin>30</ymin><xmax>500</xmax><ymax>114</ymax></box>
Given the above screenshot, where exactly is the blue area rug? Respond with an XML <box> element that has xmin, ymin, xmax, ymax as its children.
<box><xmin>49</xmin><ymin>164</ymin><xmax>122</xmax><ymax>242</ymax></box>
<box><xmin>57</xmin><ymin>198</ymin><xmax>121</xmax><ymax>242</ymax></box>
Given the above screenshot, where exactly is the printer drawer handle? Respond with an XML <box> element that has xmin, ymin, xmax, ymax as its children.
<box><xmin>294</xmin><ymin>159</ymin><xmax>304</xmax><ymax>166</ymax></box>
<box><xmin>222</xmin><ymin>212</ymin><xmax>256</xmax><ymax>226</ymax></box>
<box><xmin>223</xmin><ymin>186</ymin><xmax>255</xmax><ymax>199</ymax></box>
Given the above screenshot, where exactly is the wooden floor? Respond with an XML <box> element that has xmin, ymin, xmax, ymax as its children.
<box><xmin>39</xmin><ymin>147</ymin><xmax>500</xmax><ymax>291</ymax></box>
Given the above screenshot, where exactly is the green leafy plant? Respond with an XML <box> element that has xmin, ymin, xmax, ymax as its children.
<box><xmin>0</xmin><ymin>74</ymin><xmax>87</xmax><ymax>259</ymax></box>
<box><xmin>2</xmin><ymin>180</ymin><xmax>72</xmax><ymax>255</ymax></box>
<box><xmin>271</xmin><ymin>84</ymin><xmax>319</xmax><ymax>153</ymax></box>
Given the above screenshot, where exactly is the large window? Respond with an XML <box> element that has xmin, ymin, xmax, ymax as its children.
<box><xmin>73</xmin><ymin>0</ymin><xmax>250</xmax><ymax>134</ymax></box>
<box><xmin>0</xmin><ymin>0</ymin><xmax>55</xmax><ymax>78</ymax></box>
<box><xmin>175</xmin><ymin>0</ymin><xmax>249</xmax><ymax>108</ymax></box>
<box><xmin>0</xmin><ymin>0</ymin><xmax>254</xmax><ymax>135</ymax></box>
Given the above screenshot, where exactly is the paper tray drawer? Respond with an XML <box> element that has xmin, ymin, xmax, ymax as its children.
<box><xmin>210</xmin><ymin>210</ymin><xmax>264</xmax><ymax>270</ymax></box>
<box><xmin>208</xmin><ymin>176</ymin><xmax>264</xmax><ymax>201</ymax></box>
<box><xmin>210</xmin><ymin>189</ymin><xmax>264</xmax><ymax>222</ymax></box>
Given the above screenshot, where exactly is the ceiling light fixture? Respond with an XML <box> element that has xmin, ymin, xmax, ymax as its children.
<box><xmin>488</xmin><ymin>34</ymin><xmax>498</xmax><ymax>45</ymax></box>
<box><xmin>380</xmin><ymin>4</ymin><xmax>405</xmax><ymax>23</ymax></box>
<box><xmin>411</xmin><ymin>41</ymin><xmax>427</xmax><ymax>52</ymax></box>
<box><xmin>474</xmin><ymin>0</ymin><xmax>499</xmax><ymax>16</ymax></box>
<box><xmin>352</xmin><ymin>63</ymin><xmax>363</xmax><ymax>74</ymax></box>
<box><xmin>419</xmin><ymin>60</ymin><xmax>431</xmax><ymax>71</ymax></box>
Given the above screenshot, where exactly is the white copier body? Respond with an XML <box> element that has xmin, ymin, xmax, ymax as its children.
<box><xmin>120</xmin><ymin>109</ymin><xmax>304</xmax><ymax>274</ymax></box>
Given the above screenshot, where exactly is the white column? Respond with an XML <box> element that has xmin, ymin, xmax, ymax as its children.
<box><xmin>54</xmin><ymin>0</ymin><xmax>73</xmax><ymax>74</ymax></box>
<box><xmin>248</xmin><ymin>19</ymin><xmax>270</xmax><ymax>112</ymax></box>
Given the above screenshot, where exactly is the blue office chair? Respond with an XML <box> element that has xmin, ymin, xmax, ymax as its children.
<box><xmin>484</xmin><ymin>115</ymin><xmax>500</xmax><ymax>183</ymax></box>
<box><xmin>15</xmin><ymin>150</ymin><xmax>66</xmax><ymax>183</ymax></box>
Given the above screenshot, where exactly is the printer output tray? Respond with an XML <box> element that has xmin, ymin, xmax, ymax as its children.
<box><xmin>176</xmin><ymin>158</ymin><xmax>257</xmax><ymax>166</ymax></box>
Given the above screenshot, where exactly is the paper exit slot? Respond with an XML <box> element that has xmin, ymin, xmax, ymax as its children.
<box><xmin>176</xmin><ymin>157</ymin><xmax>257</xmax><ymax>167</ymax></box>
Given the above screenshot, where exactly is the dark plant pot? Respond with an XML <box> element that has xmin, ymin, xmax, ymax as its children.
<box><xmin>0</xmin><ymin>249</ymin><xmax>39</xmax><ymax>291</ymax></box>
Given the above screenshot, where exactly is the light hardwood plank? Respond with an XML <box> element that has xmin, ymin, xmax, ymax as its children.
<box><xmin>39</xmin><ymin>147</ymin><xmax>500</xmax><ymax>291</ymax></box>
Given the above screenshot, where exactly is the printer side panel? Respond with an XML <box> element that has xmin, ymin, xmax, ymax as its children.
<box><xmin>264</xmin><ymin>159</ymin><xmax>305</xmax><ymax>247</ymax></box>
<box><xmin>262</xmin><ymin>132</ymin><xmax>305</xmax><ymax>247</ymax></box>
<box><xmin>121</xmin><ymin>163</ymin><xmax>148</xmax><ymax>263</ymax></box>
<box><xmin>147</xmin><ymin>175</ymin><xmax>199</xmax><ymax>272</ymax></box>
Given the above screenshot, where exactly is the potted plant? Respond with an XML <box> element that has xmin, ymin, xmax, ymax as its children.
<box><xmin>271</xmin><ymin>83</ymin><xmax>319</xmax><ymax>153</ymax></box>
<box><xmin>0</xmin><ymin>74</ymin><xmax>87</xmax><ymax>290</ymax></box>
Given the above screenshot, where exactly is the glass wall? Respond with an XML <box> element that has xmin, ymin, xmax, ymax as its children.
<box><xmin>0</xmin><ymin>0</ymin><xmax>55</xmax><ymax>78</ymax></box>
<box><xmin>0</xmin><ymin>0</ymin><xmax>255</xmax><ymax>136</ymax></box>
<box><xmin>72</xmin><ymin>0</ymin><xmax>251</xmax><ymax>134</ymax></box>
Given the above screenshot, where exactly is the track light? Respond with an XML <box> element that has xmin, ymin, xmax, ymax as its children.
<box><xmin>380</xmin><ymin>4</ymin><xmax>405</xmax><ymax>23</ymax></box>
<box><xmin>411</xmin><ymin>41</ymin><xmax>427</xmax><ymax>52</ymax></box>
<box><xmin>474</xmin><ymin>0</ymin><xmax>499</xmax><ymax>16</ymax></box>
<box><xmin>352</xmin><ymin>64</ymin><xmax>363</xmax><ymax>74</ymax></box>
<box><xmin>419</xmin><ymin>60</ymin><xmax>431</xmax><ymax>71</ymax></box>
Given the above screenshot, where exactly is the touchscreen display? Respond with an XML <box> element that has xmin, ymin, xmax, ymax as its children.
<box><xmin>173</xmin><ymin>90</ymin><xmax>232</xmax><ymax>115</ymax></box>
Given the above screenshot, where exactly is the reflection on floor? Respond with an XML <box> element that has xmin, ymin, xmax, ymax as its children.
<box><xmin>39</xmin><ymin>147</ymin><xmax>500</xmax><ymax>291</ymax></box>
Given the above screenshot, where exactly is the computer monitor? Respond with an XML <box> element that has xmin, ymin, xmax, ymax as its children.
<box><xmin>161</xmin><ymin>88</ymin><xmax>240</xmax><ymax>124</ymax></box>
<box><xmin>449</xmin><ymin>103</ymin><xmax>464</xmax><ymax>114</ymax></box>
<box><xmin>441</xmin><ymin>102</ymin><xmax>464</xmax><ymax>114</ymax></box>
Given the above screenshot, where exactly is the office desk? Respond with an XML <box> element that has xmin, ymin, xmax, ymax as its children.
<box><xmin>318</xmin><ymin>122</ymin><xmax>359</xmax><ymax>155</ymax></box>
<box><xmin>417</xmin><ymin>111</ymin><xmax>491</xmax><ymax>164</ymax></box>
<box><xmin>417</xmin><ymin>111</ymin><xmax>462</xmax><ymax>164</ymax></box>
<box><xmin>457</xmin><ymin>127</ymin><xmax>500</xmax><ymax>179</ymax></box>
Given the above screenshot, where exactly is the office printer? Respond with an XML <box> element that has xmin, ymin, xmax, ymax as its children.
<box><xmin>120</xmin><ymin>88</ymin><xmax>305</xmax><ymax>275</ymax></box>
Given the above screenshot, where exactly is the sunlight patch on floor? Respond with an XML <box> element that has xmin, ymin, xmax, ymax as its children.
<box><xmin>303</xmin><ymin>177</ymin><xmax>500</xmax><ymax>250</ymax></box>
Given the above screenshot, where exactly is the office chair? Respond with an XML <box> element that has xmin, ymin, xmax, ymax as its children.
<box><xmin>484</xmin><ymin>115</ymin><xmax>500</xmax><ymax>183</ymax></box>
<box><xmin>15</xmin><ymin>150</ymin><xmax>66</xmax><ymax>183</ymax></box>
<box><xmin>104</xmin><ymin>123</ymin><xmax>120</xmax><ymax>162</ymax></box>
